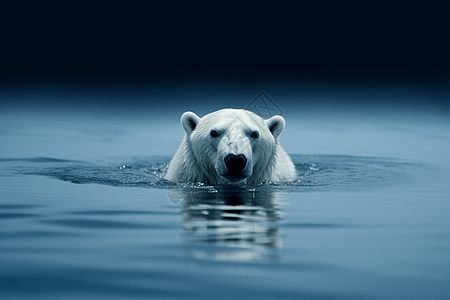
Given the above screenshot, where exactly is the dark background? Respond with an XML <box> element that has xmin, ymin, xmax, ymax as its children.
<box><xmin>0</xmin><ymin>0</ymin><xmax>449</xmax><ymax>113</ymax></box>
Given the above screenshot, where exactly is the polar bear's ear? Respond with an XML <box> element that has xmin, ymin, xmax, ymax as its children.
<box><xmin>181</xmin><ymin>111</ymin><xmax>200</xmax><ymax>135</ymax></box>
<box><xmin>265</xmin><ymin>115</ymin><xmax>285</xmax><ymax>139</ymax></box>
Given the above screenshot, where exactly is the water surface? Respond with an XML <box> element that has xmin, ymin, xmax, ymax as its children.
<box><xmin>1</xmin><ymin>106</ymin><xmax>449</xmax><ymax>300</ymax></box>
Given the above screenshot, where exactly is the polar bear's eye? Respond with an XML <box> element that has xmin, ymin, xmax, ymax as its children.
<box><xmin>210</xmin><ymin>130</ymin><xmax>220</xmax><ymax>138</ymax></box>
<box><xmin>250</xmin><ymin>131</ymin><xmax>259</xmax><ymax>139</ymax></box>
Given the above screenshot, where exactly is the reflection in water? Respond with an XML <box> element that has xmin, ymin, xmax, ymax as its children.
<box><xmin>168</xmin><ymin>187</ymin><xmax>285</xmax><ymax>262</ymax></box>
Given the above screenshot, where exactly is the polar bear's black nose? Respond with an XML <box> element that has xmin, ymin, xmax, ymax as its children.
<box><xmin>224</xmin><ymin>154</ymin><xmax>247</xmax><ymax>173</ymax></box>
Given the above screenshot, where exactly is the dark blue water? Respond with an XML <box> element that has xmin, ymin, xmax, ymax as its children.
<box><xmin>1</xmin><ymin>102</ymin><xmax>450</xmax><ymax>300</ymax></box>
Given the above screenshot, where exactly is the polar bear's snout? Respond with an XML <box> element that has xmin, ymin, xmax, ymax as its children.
<box><xmin>220</xmin><ymin>153</ymin><xmax>250</xmax><ymax>183</ymax></box>
<box><xmin>224</xmin><ymin>154</ymin><xmax>247</xmax><ymax>173</ymax></box>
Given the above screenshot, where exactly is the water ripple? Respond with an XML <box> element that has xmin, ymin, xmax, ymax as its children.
<box><xmin>65</xmin><ymin>210</ymin><xmax>178</xmax><ymax>216</ymax></box>
<box><xmin>9</xmin><ymin>154</ymin><xmax>420</xmax><ymax>192</ymax></box>
<box><xmin>0</xmin><ymin>213</ymin><xmax>40</xmax><ymax>219</ymax></box>
<box><xmin>41</xmin><ymin>219</ymin><xmax>175</xmax><ymax>230</ymax></box>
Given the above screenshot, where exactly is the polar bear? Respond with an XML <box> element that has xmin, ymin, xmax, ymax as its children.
<box><xmin>165</xmin><ymin>108</ymin><xmax>296</xmax><ymax>185</ymax></box>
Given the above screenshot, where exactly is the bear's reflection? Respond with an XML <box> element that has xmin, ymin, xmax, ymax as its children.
<box><xmin>168</xmin><ymin>187</ymin><xmax>284</xmax><ymax>262</ymax></box>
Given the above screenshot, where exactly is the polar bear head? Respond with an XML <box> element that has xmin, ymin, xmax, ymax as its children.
<box><xmin>180</xmin><ymin>109</ymin><xmax>286</xmax><ymax>184</ymax></box>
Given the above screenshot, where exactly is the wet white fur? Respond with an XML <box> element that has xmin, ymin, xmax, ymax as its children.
<box><xmin>165</xmin><ymin>109</ymin><xmax>296</xmax><ymax>185</ymax></box>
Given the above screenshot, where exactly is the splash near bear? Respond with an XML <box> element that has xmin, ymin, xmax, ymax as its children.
<box><xmin>165</xmin><ymin>109</ymin><xmax>296</xmax><ymax>185</ymax></box>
